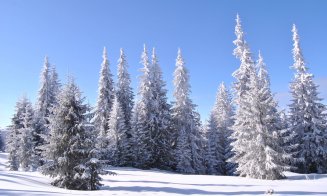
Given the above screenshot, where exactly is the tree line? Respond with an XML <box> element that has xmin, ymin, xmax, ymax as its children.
<box><xmin>5</xmin><ymin>15</ymin><xmax>327</xmax><ymax>190</ymax></box>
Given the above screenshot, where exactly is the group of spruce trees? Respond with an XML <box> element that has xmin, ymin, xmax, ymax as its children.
<box><xmin>5</xmin><ymin>15</ymin><xmax>327</xmax><ymax>190</ymax></box>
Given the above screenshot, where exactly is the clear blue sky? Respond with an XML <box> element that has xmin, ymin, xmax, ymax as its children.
<box><xmin>1</xmin><ymin>0</ymin><xmax>327</xmax><ymax>128</ymax></box>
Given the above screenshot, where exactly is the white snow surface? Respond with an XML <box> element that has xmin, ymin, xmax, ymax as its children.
<box><xmin>0</xmin><ymin>153</ymin><xmax>326</xmax><ymax>196</ymax></box>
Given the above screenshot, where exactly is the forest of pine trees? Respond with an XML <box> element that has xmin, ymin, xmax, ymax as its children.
<box><xmin>4</xmin><ymin>15</ymin><xmax>327</xmax><ymax>189</ymax></box>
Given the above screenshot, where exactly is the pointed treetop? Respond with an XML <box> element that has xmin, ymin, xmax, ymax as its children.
<box><xmin>178</xmin><ymin>48</ymin><xmax>182</xmax><ymax>56</ymax></box>
<box><xmin>233</xmin><ymin>14</ymin><xmax>245</xmax><ymax>59</ymax></box>
<box><xmin>152</xmin><ymin>47</ymin><xmax>158</xmax><ymax>65</ymax></box>
<box><xmin>141</xmin><ymin>44</ymin><xmax>150</xmax><ymax>69</ymax></box>
<box><xmin>258</xmin><ymin>50</ymin><xmax>262</xmax><ymax>59</ymax></box>
<box><xmin>43</xmin><ymin>56</ymin><xmax>50</xmax><ymax>71</ymax></box>
<box><xmin>142</xmin><ymin>44</ymin><xmax>148</xmax><ymax>56</ymax></box>
<box><xmin>118</xmin><ymin>48</ymin><xmax>127</xmax><ymax>67</ymax></box>
<box><xmin>118</xmin><ymin>48</ymin><xmax>126</xmax><ymax>64</ymax></box>
<box><xmin>256</xmin><ymin>51</ymin><xmax>271</xmax><ymax>88</ymax></box>
<box><xmin>152</xmin><ymin>47</ymin><xmax>156</xmax><ymax>57</ymax></box>
<box><xmin>236</xmin><ymin>13</ymin><xmax>241</xmax><ymax>24</ymax></box>
<box><xmin>100</xmin><ymin>46</ymin><xmax>110</xmax><ymax>75</ymax></box>
<box><xmin>292</xmin><ymin>24</ymin><xmax>297</xmax><ymax>36</ymax></box>
<box><xmin>44</xmin><ymin>55</ymin><xmax>49</xmax><ymax>63</ymax></box>
<box><xmin>66</xmin><ymin>74</ymin><xmax>75</xmax><ymax>85</ymax></box>
<box><xmin>292</xmin><ymin>24</ymin><xmax>300</xmax><ymax>51</ymax></box>
<box><xmin>176</xmin><ymin>48</ymin><xmax>184</xmax><ymax>67</ymax></box>
<box><xmin>143</xmin><ymin>44</ymin><xmax>147</xmax><ymax>53</ymax></box>
<box><xmin>219</xmin><ymin>81</ymin><xmax>226</xmax><ymax>91</ymax></box>
<box><xmin>291</xmin><ymin>24</ymin><xmax>307</xmax><ymax>72</ymax></box>
<box><xmin>152</xmin><ymin>47</ymin><xmax>156</xmax><ymax>58</ymax></box>
<box><xmin>256</xmin><ymin>50</ymin><xmax>265</xmax><ymax>69</ymax></box>
<box><xmin>103</xmin><ymin>47</ymin><xmax>108</xmax><ymax>59</ymax></box>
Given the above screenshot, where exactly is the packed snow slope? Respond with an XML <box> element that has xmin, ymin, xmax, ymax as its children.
<box><xmin>0</xmin><ymin>153</ymin><xmax>326</xmax><ymax>196</ymax></box>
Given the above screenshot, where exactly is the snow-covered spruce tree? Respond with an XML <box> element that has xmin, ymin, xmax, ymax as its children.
<box><xmin>36</xmin><ymin>56</ymin><xmax>51</xmax><ymax>124</ymax></box>
<box><xmin>278</xmin><ymin>109</ymin><xmax>299</xmax><ymax>165</ymax></box>
<box><xmin>172</xmin><ymin>49</ymin><xmax>205</xmax><ymax>174</ymax></box>
<box><xmin>255</xmin><ymin>53</ymin><xmax>293</xmax><ymax>178</ymax></box>
<box><xmin>289</xmin><ymin>25</ymin><xmax>327</xmax><ymax>174</ymax></box>
<box><xmin>18</xmin><ymin>98</ymin><xmax>36</xmax><ymax>171</ymax></box>
<box><xmin>49</xmin><ymin>66</ymin><xmax>61</xmax><ymax>105</ymax></box>
<box><xmin>132</xmin><ymin>45</ymin><xmax>153</xmax><ymax>168</ymax></box>
<box><xmin>205</xmin><ymin>82</ymin><xmax>235</xmax><ymax>175</ymax></box>
<box><xmin>107</xmin><ymin>97</ymin><xmax>128</xmax><ymax>166</ymax></box>
<box><xmin>132</xmin><ymin>45</ymin><xmax>152</xmax><ymax>168</ymax></box>
<box><xmin>93</xmin><ymin>47</ymin><xmax>115</xmax><ymax>159</ymax></box>
<box><xmin>41</xmin><ymin>78</ymin><xmax>111</xmax><ymax>190</ymax></box>
<box><xmin>34</xmin><ymin>57</ymin><xmax>60</xmax><ymax>164</ymax></box>
<box><xmin>204</xmin><ymin>111</ymin><xmax>223</xmax><ymax>175</ymax></box>
<box><xmin>229</xmin><ymin>14</ymin><xmax>255</xmax><ymax>176</ymax></box>
<box><xmin>230</xmin><ymin>15</ymin><xmax>291</xmax><ymax>179</ymax></box>
<box><xmin>257</xmin><ymin>53</ymin><xmax>298</xmax><ymax>169</ymax></box>
<box><xmin>7</xmin><ymin>98</ymin><xmax>25</xmax><ymax>170</ymax></box>
<box><xmin>216</xmin><ymin>83</ymin><xmax>236</xmax><ymax>176</ymax></box>
<box><xmin>132</xmin><ymin>46</ymin><xmax>173</xmax><ymax>169</ymax></box>
<box><xmin>149</xmin><ymin>48</ymin><xmax>174</xmax><ymax>169</ymax></box>
<box><xmin>231</xmin><ymin>52</ymin><xmax>292</xmax><ymax>180</ymax></box>
<box><xmin>6</xmin><ymin>131</ymin><xmax>19</xmax><ymax>171</ymax></box>
<box><xmin>7</xmin><ymin>96</ymin><xmax>34</xmax><ymax>170</ymax></box>
<box><xmin>115</xmin><ymin>48</ymin><xmax>134</xmax><ymax>166</ymax></box>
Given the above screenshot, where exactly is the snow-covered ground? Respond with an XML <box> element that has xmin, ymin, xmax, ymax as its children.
<box><xmin>0</xmin><ymin>153</ymin><xmax>326</xmax><ymax>196</ymax></box>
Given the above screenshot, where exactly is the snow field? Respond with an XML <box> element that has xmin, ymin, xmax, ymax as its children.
<box><xmin>1</xmin><ymin>153</ymin><xmax>327</xmax><ymax>196</ymax></box>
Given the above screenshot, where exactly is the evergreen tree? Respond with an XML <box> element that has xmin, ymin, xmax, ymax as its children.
<box><xmin>132</xmin><ymin>45</ymin><xmax>156</xmax><ymax>168</ymax></box>
<box><xmin>107</xmin><ymin>97</ymin><xmax>128</xmax><ymax>166</ymax></box>
<box><xmin>204</xmin><ymin>111</ymin><xmax>223</xmax><ymax>175</ymax></box>
<box><xmin>205</xmin><ymin>83</ymin><xmax>235</xmax><ymax>175</ymax></box>
<box><xmin>6</xmin><ymin>126</ymin><xmax>19</xmax><ymax>170</ymax></box>
<box><xmin>230</xmin><ymin>14</ymin><xmax>255</xmax><ymax>176</ymax></box>
<box><xmin>36</xmin><ymin>56</ymin><xmax>51</xmax><ymax>124</ymax></box>
<box><xmin>116</xmin><ymin>48</ymin><xmax>134</xmax><ymax>166</ymax></box>
<box><xmin>18</xmin><ymin>98</ymin><xmax>36</xmax><ymax>171</ymax></box>
<box><xmin>49</xmin><ymin>66</ymin><xmax>61</xmax><ymax>105</ymax></box>
<box><xmin>108</xmin><ymin>98</ymin><xmax>126</xmax><ymax>165</ymax></box>
<box><xmin>216</xmin><ymin>83</ymin><xmax>236</xmax><ymax>176</ymax></box>
<box><xmin>34</xmin><ymin>57</ymin><xmax>60</xmax><ymax>164</ymax></box>
<box><xmin>150</xmin><ymin>48</ymin><xmax>174</xmax><ymax>169</ymax></box>
<box><xmin>132</xmin><ymin>46</ymin><xmax>173</xmax><ymax>169</ymax></box>
<box><xmin>7</xmin><ymin>96</ymin><xmax>35</xmax><ymax>170</ymax></box>
<box><xmin>289</xmin><ymin>24</ymin><xmax>327</xmax><ymax>173</ymax></box>
<box><xmin>172</xmin><ymin>49</ymin><xmax>205</xmax><ymax>174</ymax></box>
<box><xmin>7</xmin><ymin>97</ymin><xmax>25</xmax><ymax>170</ymax></box>
<box><xmin>93</xmin><ymin>47</ymin><xmax>115</xmax><ymax>159</ymax></box>
<box><xmin>34</xmin><ymin>57</ymin><xmax>51</xmax><ymax>156</ymax></box>
<box><xmin>231</xmin><ymin>52</ymin><xmax>291</xmax><ymax>180</ymax></box>
<box><xmin>41</xmin><ymin>78</ymin><xmax>110</xmax><ymax>190</ymax></box>
<box><xmin>230</xmin><ymin>15</ymin><xmax>291</xmax><ymax>179</ymax></box>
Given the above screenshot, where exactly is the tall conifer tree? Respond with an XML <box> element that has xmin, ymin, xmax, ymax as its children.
<box><xmin>172</xmin><ymin>49</ymin><xmax>205</xmax><ymax>174</ymax></box>
<box><xmin>289</xmin><ymin>25</ymin><xmax>327</xmax><ymax>173</ymax></box>
<box><xmin>94</xmin><ymin>47</ymin><xmax>115</xmax><ymax>159</ymax></box>
<box><xmin>42</xmin><ymin>78</ymin><xmax>110</xmax><ymax>190</ymax></box>
<box><xmin>116</xmin><ymin>48</ymin><xmax>134</xmax><ymax>166</ymax></box>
